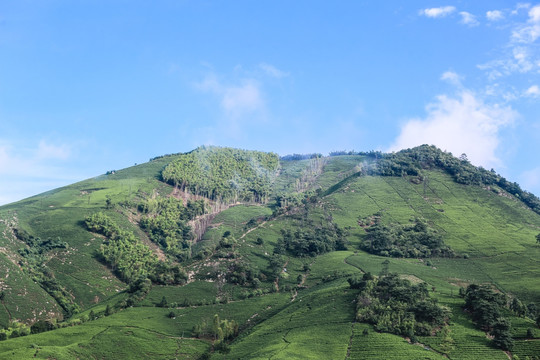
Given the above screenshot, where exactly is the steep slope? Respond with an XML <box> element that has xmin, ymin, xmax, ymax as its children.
<box><xmin>0</xmin><ymin>145</ymin><xmax>539</xmax><ymax>359</ymax></box>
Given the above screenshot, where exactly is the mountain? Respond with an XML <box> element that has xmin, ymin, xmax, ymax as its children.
<box><xmin>0</xmin><ymin>145</ymin><xmax>539</xmax><ymax>359</ymax></box>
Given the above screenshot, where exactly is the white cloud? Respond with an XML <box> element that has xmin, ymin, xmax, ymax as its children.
<box><xmin>419</xmin><ymin>6</ymin><xmax>456</xmax><ymax>18</ymax></box>
<box><xmin>478</xmin><ymin>46</ymin><xmax>535</xmax><ymax>79</ymax></box>
<box><xmin>441</xmin><ymin>71</ymin><xmax>463</xmax><ymax>86</ymax></box>
<box><xmin>487</xmin><ymin>10</ymin><xmax>504</xmax><ymax>21</ymax></box>
<box><xmin>512</xmin><ymin>5</ymin><xmax>540</xmax><ymax>43</ymax></box>
<box><xmin>525</xmin><ymin>84</ymin><xmax>540</xmax><ymax>97</ymax></box>
<box><xmin>460</xmin><ymin>11</ymin><xmax>480</xmax><ymax>26</ymax></box>
<box><xmin>259</xmin><ymin>63</ymin><xmax>289</xmax><ymax>78</ymax></box>
<box><xmin>0</xmin><ymin>140</ymin><xmax>79</xmax><ymax>205</ymax></box>
<box><xmin>512</xmin><ymin>46</ymin><xmax>534</xmax><ymax>71</ymax></box>
<box><xmin>37</xmin><ymin>140</ymin><xmax>71</xmax><ymax>160</ymax></box>
<box><xmin>0</xmin><ymin>140</ymin><xmax>74</xmax><ymax>177</ymax></box>
<box><xmin>196</xmin><ymin>73</ymin><xmax>264</xmax><ymax>117</ymax></box>
<box><xmin>530</xmin><ymin>4</ymin><xmax>540</xmax><ymax>22</ymax></box>
<box><xmin>221</xmin><ymin>80</ymin><xmax>263</xmax><ymax>115</ymax></box>
<box><xmin>389</xmin><ymin>90</ymin><xmax>517</xmax><ymax>169</ymax></box>
<box><xmin>512</xmin><ymin>3</ymin><xmax>531</xmax><ymax>16</ymax></box>
<box><xmin>479</xmin><ymin>4</ymin><xmax>540</xmax><ymax>80</ymax></box>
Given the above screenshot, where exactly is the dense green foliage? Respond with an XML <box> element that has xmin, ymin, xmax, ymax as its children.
<box><xmin>352</xmin><ymin>272</ymin><xmax>450</xmax><ymax>337</ymax></box>
<box><xmin>85</xmin><ymin>212</ymin><xmax>186</xmax><ymax>285</ymax></box>
<box><xmin>139</xmin><ymin>197</ymin><xmax>205</xmax><ymax>260</ymax></box>
<box><xmin>273</xmin><ymin>200</ymin><xmax>348</xmax><ymax>257</ymax></box>
<box><xmin>362</xmin><ymin>217</ymin><xmax>453</xmax><ymax>258</ymax></box>
<box><xmin>275</xmin><ymin>225</ymin><xmax>347</xmax><ymax>257</ymax></box>
<box><xmin>162</xmin><ymin>146</ymin><xmax>279</xmax><ymax>202</ymax></box>
<box><xmin>463</xmin><ymin>284</ymin><xmax>514</xmax><ymax>350</ymax></box>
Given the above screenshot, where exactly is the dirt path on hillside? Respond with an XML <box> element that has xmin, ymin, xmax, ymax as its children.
<box><xmin>274</xmin><ymin>260</ymin><xmax>289</xmax><ymax>292</ymax></box>
<box><xmin>240</xmin><ymin>220</ymin><xmax>267</xmax><ymax>242</ymax></box>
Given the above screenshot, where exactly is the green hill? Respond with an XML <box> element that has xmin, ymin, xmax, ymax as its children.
<box><xmin>0</xmin><ymin>145</ymin><xmax>539</xmax><ymax>359</ymax></box>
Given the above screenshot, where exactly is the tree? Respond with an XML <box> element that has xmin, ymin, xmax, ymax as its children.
<box><xmin>105</xmin><ymin>304</ymin><xmax>112</xmax><ymax>316</ymax></box>
<box><xmin>511</xmin><ymin>297</ymin><xmax>527</xmax><ymax>317</ymax></box>
<box><xmin>380</xmin><ymin>260</ymin><xmax>390</xmax><ymax>276</ymax></box>
<box><xmin>105</xmin><ymin>196</ymin><xmax>112</xmax><ymax>209</ymax></box>
<box><xmin>491</xmin><ymin>318</ymin><xmax>514</xmax><ymax>350</ymax></box>
<box><xmin>212</xmin><ymin>314</ymin><xmax>221</xmax><ymax>340</ymax></box>
<box><xmin>158</xmin><ymin>296</ymin><xmax>168</xmax><ymax>308</ymax></box>
<box><xmin>527</xmin><ymin>303</ymin><xmax>537</xmax><ymax>319</ymax></box>
<box><xmin>536</xmin><ymin>233</ymin><xmax>540</xmax><ymax>245</ymax></box>
<box><xmin>439</xmin><ymin>325</ymin><xmax>455</xmax><ymax>354</ymax></box>
<box><xmin>30</xmin><ymin>320</ymin><xmax>54</xmax><ymax>334</ymax></box>
<box><xmin>268</xmin><ymin>254</ymin><xmax>286</xmax><ymax>276</ymax></box>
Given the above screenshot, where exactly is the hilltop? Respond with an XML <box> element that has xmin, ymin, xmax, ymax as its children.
<box><xmin>0</xmin><ymin>145</ymin><xmax>539</xmax><ymax>359</ymax></box>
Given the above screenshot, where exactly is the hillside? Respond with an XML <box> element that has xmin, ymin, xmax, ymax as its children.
<box><xmin>0</xmin><ymin>145</ymin><xmax>539</xmax><ymax>359</ymax></box>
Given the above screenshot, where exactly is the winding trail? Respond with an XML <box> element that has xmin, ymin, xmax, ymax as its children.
<box><xmin>274</xmin><ymin>260</ymin><xmax>289</xmax><ymax>292</ymax></box>
<box><xmin>240</xmin><ymin>220</ymin><xmax>268</xmax><ymax>242</ymax></box>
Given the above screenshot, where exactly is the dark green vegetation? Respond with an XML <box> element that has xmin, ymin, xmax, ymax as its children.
<box><xmin>463</xmin><ymin>284</ymin><xmax>514</xmax><ymax>350</ymax></box>
<box><xmin>274</xmin><ymin>198</ymin><xmax>348</xmax><ymax>257</ymax></box>
<box><xmin>351</xmin><ymin>272</ymin><xmax>450</xmax><ymax>338</ymax></box>
<box><xmin>361</xmin><ymin>216</ymin><xmax>453</xmax><ymax>257</ymax></box>
<box><xmin>0</xmin><ymin>145</ymin><xmax>540</xmax><ymax>359</ymax></box>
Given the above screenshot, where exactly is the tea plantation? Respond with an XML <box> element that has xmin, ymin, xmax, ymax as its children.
<box><xmin>0</xmin><ymin>146</ymin><xmax>539</xmax><ymax>359</ymax></box>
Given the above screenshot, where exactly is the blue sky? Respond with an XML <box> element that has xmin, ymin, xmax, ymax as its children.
<box><xmin>1</xmin><ymin>1</ymin><xmax>540</xmax><ymax>204</ymax></box>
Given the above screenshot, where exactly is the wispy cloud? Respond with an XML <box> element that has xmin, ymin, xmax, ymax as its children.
<box><xmin>196</xmin><ymin>73</ymin><xmax>264</xmax><ymax>118</ymax></box>
<box><xmin>37</xmin><ymin>140</ymin><xmax>71</xmax><ymax>160</ymax></box>
<box><xmin>524</xmin><ymin>84</ymin><xmax>540</xmax><ymax>97</ymax></box>
<box><xmin>193</xmin><ymin>63</ymin><xmax>289</xmax><ymax>143</ymax></box>
<box><xmin>512</xmin><ymin>4</ymin><xmax>540</xmax><ymax>43</ymax></box>
<box><xmin>0</xmin><ymin>139</ymin><xmax>79</xmax><ymax>205</ymax></box>
<box><xmin>419</xmin><ymin>6</ymin><xmax>456</xmax><ymax>18</ymax></box>
<box><xmin>460</xmin><ymin>11</ymin><xmax>480</xmax><ymax>26</ymax></box>
<box><xmin>441</xmin><ymin>71</ymin><xmax>463</xmax><ymax>86</ymax></box>
<box><xmin>390</xmin><ymin>86</ymin><xmax>517</xmax><ymax>169</ymax></box>
<box><xmin>478</xmin><ymin>5</ymin><xmax>540</xmax><ymax>80</ymax></box>
<box><xmin>486</xmin><ymin>10</ymin><xmax>504</xmax><ymax>21</ymax></box>
<box><xmin>221</xmin><ymin>80</ymin><xmax>264</xmax><ymax>115</ymax></box>
<box><xmin>259</xmin><ymin>63</ymin><xmax>289</xmax><ymax>78</ymax></box>
<box><xmin>511</xmin><ymin>3</ymin><xmax>531</xmax><ymax>16</ymax></box>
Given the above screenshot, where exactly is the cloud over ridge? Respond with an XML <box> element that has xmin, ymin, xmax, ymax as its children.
<box><xmin>390</xmin><ymin>90</ymin><xmax>517</xmax><ymax>169</ymax></box>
